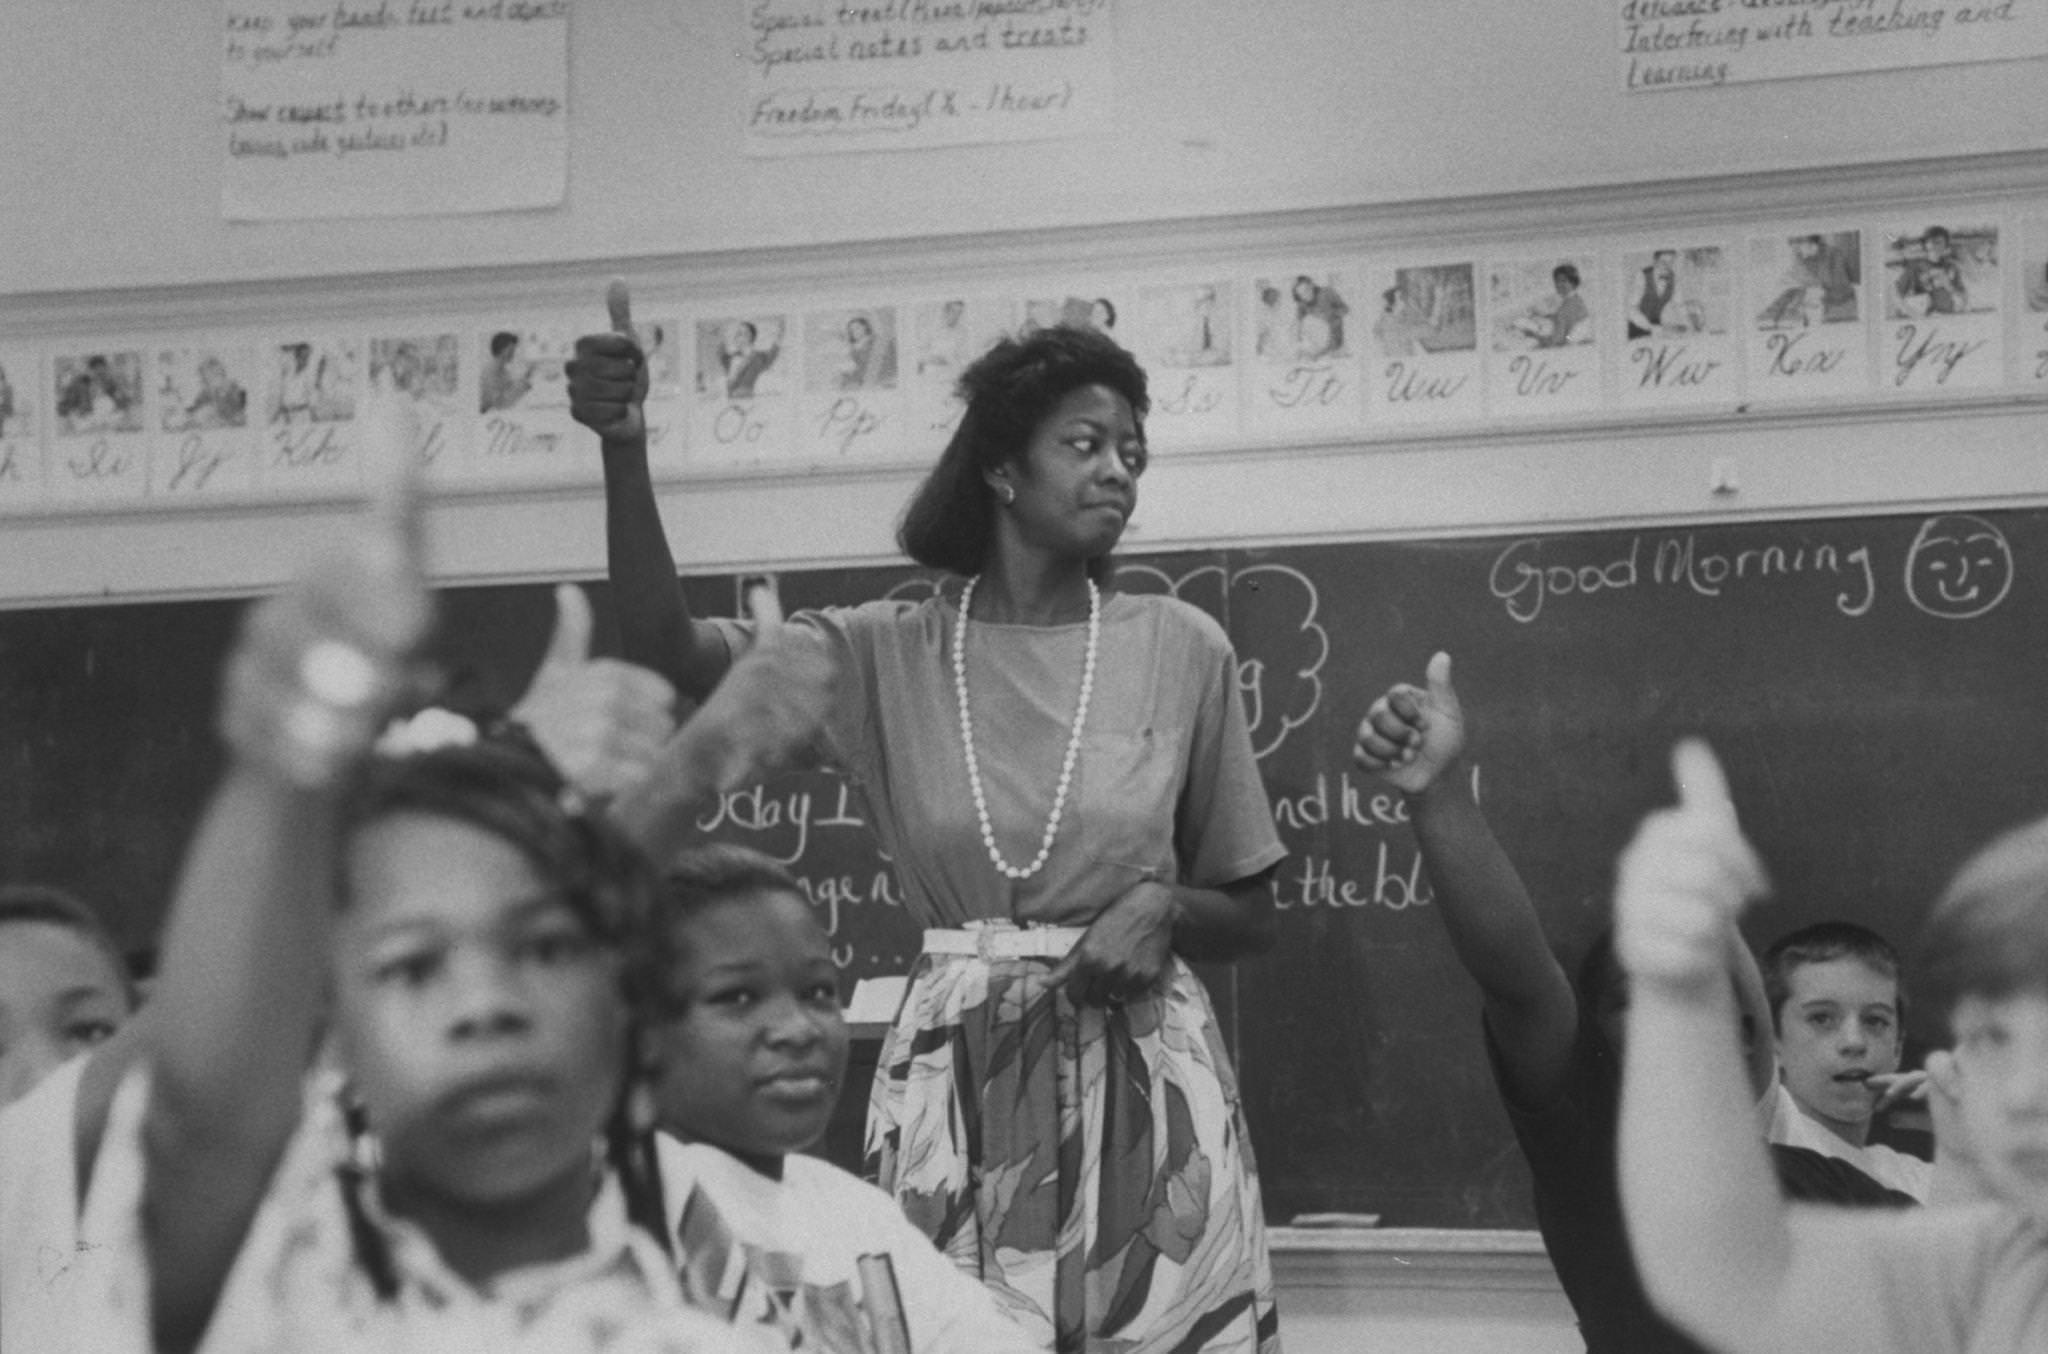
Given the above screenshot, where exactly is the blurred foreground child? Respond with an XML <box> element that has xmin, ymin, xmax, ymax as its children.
<box><xmin>1616</xmin><ymin>741</ymin><xmax>2027</xmax><ymax>1354</ymax></box>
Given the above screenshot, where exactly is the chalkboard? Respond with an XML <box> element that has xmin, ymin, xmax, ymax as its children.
<box><xmin>7</xmin><ymin>506</ymin><xmax>2048</xmax><ymax>1230</ymax></box>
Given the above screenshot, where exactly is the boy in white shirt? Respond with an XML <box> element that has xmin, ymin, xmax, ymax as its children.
<box><xmin>1760</xmin><ymin>920</ymin><xmax>1932</xmax><ymax>1202</ymax></box>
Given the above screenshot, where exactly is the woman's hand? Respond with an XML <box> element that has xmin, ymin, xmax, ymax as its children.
<box><xmin>566</xmin><ymin>279</ymin><xmax>649</xmax><ymax>445</ymax></box>
<box><xmin>1048</xmin><ymin>880</ymin><xmax>1177</xmax><ymax>1007</ymax></box>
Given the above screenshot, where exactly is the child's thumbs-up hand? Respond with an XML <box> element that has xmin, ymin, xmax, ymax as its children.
<box><xmin>220</xmin><ymin>395</ymin><xmax>434</xmax><ymax>789</ymax></box>
<box><xmin>1354</xmin><ymin>650</ymin><xmax>1465</xmax><ymax>794</ymax></box>
<box><xmin>1615</xmin><ymin>740</ymin><xmax>1771</xmax><ymax>997</ymax></box>
<box><xmin>566</xmin><ymin>278</ymin><xmax>649</xmax><ymax>445</ymax></box>
<box><xmin>509</xmin><ymin>583</ymin><xmax>678</xmax><ymax>800</ymax></box>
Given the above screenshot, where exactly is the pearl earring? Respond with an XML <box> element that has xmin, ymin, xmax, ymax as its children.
<box><xmin>997</xmin><ymin>482</ymin><xmax>1015</xmax><ymax>504</ymax></box>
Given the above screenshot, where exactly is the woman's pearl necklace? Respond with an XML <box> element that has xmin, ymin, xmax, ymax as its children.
<box><xmin>953</xmin><ymin>575</ymin><xmax>1100</xmax><ymax>881</ymax></box>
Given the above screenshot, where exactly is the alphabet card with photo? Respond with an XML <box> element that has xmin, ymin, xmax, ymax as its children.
<box><xmin>1880</xmin><ymin>221</ymin><xmax>2004</xmax><ymax>393</ymax></box>
<box><xmin>1361</xmin><ymin>259</ymin><xmax>1482</xmax><ymax>427</ymax></box>
<box><xmin>151</xmin><ymin>343</ymin><xmax>260</xmax><ymax>501</ymax></box>
<box><xmin>367</xmin><ymin>331</ymin><xmax>467</xmax><ymax>486</ymax></box>
<box><xmin>49</xmin><ymin>347</ymin><xmax>151</xmax><ymax>506</ymax></box>
<box><xmin>1745</xmin><ymin>228</ymin><xmax>1874</xmax><ymax>402</ymax></box>
<box><xmin>637</xmin><ymin>308</ymin><xmax>692</xmax><ymax>480</ymax></box>
<box><xmin>0</xmin><ymin>348</ymin><xmax>44</xmax><ymax>511</ymax></box>
<box><xmin>256</xmin><ymin>335</ymin><xmax>364</xmax><ymax>500</ymax></box>
<box><xmin>905</xmin><ymin>296</ymin><xmax>1013</xmax><ymax>445</ymax></box>
<box><xmin>690</xmin><ymin>312</ymin><xmax>795</xmax><ymax>469</ymax></box>
<box><xmin>800</xmin><ymin>306</ymin><xmax>905</xmax><ymax>465</ymax></box>
<box><xmin>1243</xmin><ymin>269</ymin><xmax>1366</xmax><ymax>438</ymax></box>
<box><xmin>2021</xmin><ymin>217</ymin><xmax>2048</xmax><ymax>388</ymax></box>
<box><xmin>1485</xmin><ymin>255</ymin><xmax>1602</xmax><ymax>418</ymax></box>
<box><xmin>1132</xmin><ymin>280</ymin><xmax>1241</xmax><ymax>446</ymax></box>
<box><xmin>470</xmin><ymin>322</ymin><xmax>591</xmax><ymax>488</ymax></box>
<box><xmin>1614</xmin><ymin>243</ymin><xmax>1739</xmax><ymax>410</ymax></box>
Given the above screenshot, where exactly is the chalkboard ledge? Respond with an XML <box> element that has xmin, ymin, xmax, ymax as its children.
<box><xmin>1269</xmin><ymin>1229</ymin><xmax>1560</xmax><ymax>1294</ymax></box>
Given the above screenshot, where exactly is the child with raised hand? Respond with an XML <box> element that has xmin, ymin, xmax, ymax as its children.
<box><xmin>57</xmin><ymin>414</ymin><xmax>765</xmax><ymax>1354</ymax></box>
<box><xmin>1615</xmin><ymin>741</ymin><xmax>2025</xmax><ymax>1354</ymax></box>
<box><xmin>1354</xmin><ymin>653</ymin><xmax>1775</xmax><ymax>1354</ymax></box>
<box><xmin>646</xmin><ymin>843</ymin><xmax>1040</xmax><ymax>1354</ymax></box>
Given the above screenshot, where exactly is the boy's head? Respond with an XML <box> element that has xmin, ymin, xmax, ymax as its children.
<box><xmin>646</xmin><ymin>844</ymin><xmax>847</xmax><ymax>1162</ymax></box>
<box><xmin>1763</xmin><ymin>921</ymin><xmax>1902</xmax><ymax>1144</ymax></box>
<box><xmin>1915</xmin><ymin>816</ymin><xmax>2048</xmax><ymax>1220</ymax></box>
<box><xmin>0</xmin><ymin>885</ymin><xmax>136</xmax><ymax>1108</ymax></box>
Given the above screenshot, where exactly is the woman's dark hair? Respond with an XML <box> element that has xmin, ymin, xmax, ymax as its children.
<box><xmin>896</xmin><ymin>323</ymin><xmax>1148</xmax><ymax>584</ymax></box>
<box><xmin>1553</xmin><ymin>263</ymin><xmax>1581</xmax><ymax>290</ymax></box>
<box><xmin>337</xmin><ymin>724</ymin><xmax>673</xmax><ymax>1293</ymax></box>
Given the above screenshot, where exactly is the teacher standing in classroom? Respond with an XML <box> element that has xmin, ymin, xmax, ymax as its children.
<box><xmin>570</xmin><ymin>287</ymin><xmax>1287</xmax><ymax>1354</ymax></box>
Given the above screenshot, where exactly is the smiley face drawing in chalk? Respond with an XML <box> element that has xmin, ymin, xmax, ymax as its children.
<box><xmin>1905</xmin><ymin>514</ymin><xmax>2014</xmax><ymax>619</ymax></box>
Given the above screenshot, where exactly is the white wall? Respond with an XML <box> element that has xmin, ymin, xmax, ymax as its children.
<box><xmin>7</xmin><ymin>1</ymin><xmax>2048</xmax><ymax>295</ymax></box>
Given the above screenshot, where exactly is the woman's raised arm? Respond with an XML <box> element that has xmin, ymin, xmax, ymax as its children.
<box><xmin>568</xmin><ymin>280</ymin><xmax>735</xmax><ymax>701</ymax></box>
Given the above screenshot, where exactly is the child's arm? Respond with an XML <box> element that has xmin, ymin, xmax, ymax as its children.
<box><xmin>1353</xmin><ymin>653</ymin><xmax>1580</xmax><ymax>1106</ymax></box>
<box><xmin>506</xmin><ymin>582</ymin><xmax>679</xmax><ymax>801</ymax></box>
<box><xmin>608</xmin><ymin>610</ymin><xmax>837</xmax><ymax>866</ymax></box>
<box><xmin>1615</xmin><ymin>740</ymin><xmax>1790</xmax><ymax>1352</ymax></box>
<box><xmin>566</xmin><ymin>280</ymin><xmax>735</xmax><ymax>701</ymax></box>
<box><xmin>111</xmin><ymin>420</ymin><xmax>428</xmax><ymax>1353</ymax></box>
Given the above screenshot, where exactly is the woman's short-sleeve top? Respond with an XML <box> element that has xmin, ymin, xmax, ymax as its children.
<box><xmin>717</xmin><ymin>588</ymin><xmax>1284</xmax><ymax>928</ymax></box>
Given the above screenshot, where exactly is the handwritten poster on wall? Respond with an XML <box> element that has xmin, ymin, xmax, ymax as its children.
<box><xmin>741</xmin><ymin>0</ymin><xmax>1115</xmax><ymax>156</ymax></box>
<box><xmin>222</xmin><ymin>0</ymin><xmax>569</xmax><ymax>220</ymax></box>
<box><xmin>1620</xmin><ymin>0</ymin><xmax>2048</xmax><ymax>93</ymax></box>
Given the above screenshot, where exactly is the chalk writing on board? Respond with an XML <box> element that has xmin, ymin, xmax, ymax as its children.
<box><xmin>1487</xmin><ymin>531</ymin><xmax>1891</xmax><ymax>624</ymax></box>
<box><xmin>1619</xmin><ymin>0</ymin><xmax>2048</xmax><ymax>93</ymax></box>
<box><xmin>1114</xmin><ymin>562</ymin><xmax>1330</xmax><ymax>760</ymax></box>
<box><xmin>741</xmin><ymin>0</ymin><xmax>1116</xmax><ymax>156</ymax></box>
<box><xmin>1270</xmin><ymin>766</ymin><xmax>1486</xmax><ymax>913</ymax></box>
<box><xmin>693</xmin><ymin>775</ymin><xmax>913</xmax><ymax>973</ymax></box>
<box><xmin>222</xmin><ymin>0</ymin><xmax>568</xmax><ymax>220</ymax></box>
<box><xmin>1904</xmin><ymin>513</ymin><xmax>2014</xmax><ymax>619</ymax></box>
<box><xmin>1485</xmin><ymin>517</ymin><xmax>2020</xmax><ymax>626</ymax></box>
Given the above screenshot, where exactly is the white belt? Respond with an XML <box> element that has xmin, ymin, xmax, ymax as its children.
<box><xmin>923</xmin><ymin>922</ymin><xmax>1084</xmax><ymax>961</ymax></box>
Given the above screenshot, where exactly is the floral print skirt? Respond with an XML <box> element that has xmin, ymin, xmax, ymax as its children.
<box><xmin>863</xmin><ymin>948</ymin><xmax>1280</xmax><ymax>1354</ymax></box>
